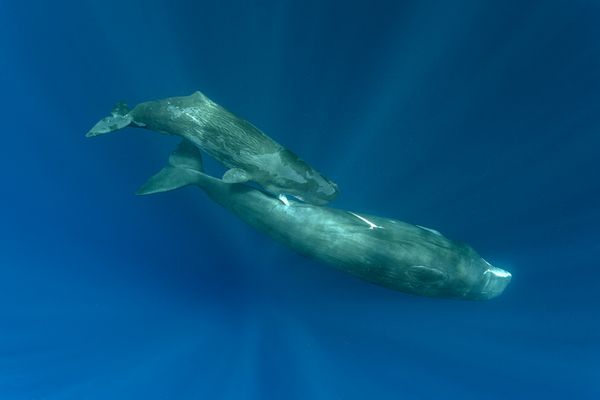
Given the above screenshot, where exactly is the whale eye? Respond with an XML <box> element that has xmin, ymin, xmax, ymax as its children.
<box><xmin>405</xmin><ymin>265</ymin><xmax>447</xmax><ymax>285</ymax></box>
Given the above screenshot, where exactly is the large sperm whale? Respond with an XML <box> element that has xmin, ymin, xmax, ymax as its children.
<box><xmin>134</xmin><ymin>140</ymin><xmax>511</xmax><ymax>300</ymax></box>
<box><xmin>86</xmin><ymin>91</ymin><xmax>338</xmax><ymax>205</ymax></box>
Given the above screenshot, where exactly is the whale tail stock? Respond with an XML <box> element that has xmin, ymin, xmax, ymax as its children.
<box><xmin>136</xmin><ymin>140</ymin><xmax>214</xmax><ymax>196</ymax></box>
<box><xmin>85</xmin><ymin>102</ymin><xmax>132</xmax><ymax>137</ymax></box>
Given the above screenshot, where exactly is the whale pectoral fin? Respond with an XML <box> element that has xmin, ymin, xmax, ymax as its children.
<box><xmin>222</xmin><ymin>168</ymin><xmax>250</xmax><ymax>184</ymax></box>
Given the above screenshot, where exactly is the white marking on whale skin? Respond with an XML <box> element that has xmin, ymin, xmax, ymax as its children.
<box><xmin>166</xmin><ymin>105</ymin><xmax>212</xmax><ymax>130</ymax></box>
<box><xmin>416</xmin><ymin>225</ymin><xmax>442</xmax><ymax>236</ymax></box>
<box><xmin>348</xmin><ymin>212</ymin><xmax>383</xmax><ymax>230</ymax></box>
<box><xmin>484</xmin><ymin>266</ymin><xmax>512</xmax><ymax>278</ymax></box>
<box><xmin>278</xmin><ymin>194</ymin><xmax>290</xmax><ymax>206</ymax></box>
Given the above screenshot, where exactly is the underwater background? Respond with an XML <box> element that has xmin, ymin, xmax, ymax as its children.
<box><xmin>1</xmin><ymin>0</ymin><xmax>599</xmax><ymax>399</ymax></box>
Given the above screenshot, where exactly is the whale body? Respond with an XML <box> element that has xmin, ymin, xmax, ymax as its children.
<box><xmin>136</xmin><ymin>141</ymin><xmax>512</xmax><ymax>300</ymax></box>
<box><xmin>86</xmin><ymin>91</ymin><xmax>338</xmax><ymax>205</ymax></box>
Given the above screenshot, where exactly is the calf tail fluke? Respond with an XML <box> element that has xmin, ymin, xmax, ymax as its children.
<box><xmin>85</xmin><ymin>102</ymin><xmax>132</xmax><ymax>137</ymax></box>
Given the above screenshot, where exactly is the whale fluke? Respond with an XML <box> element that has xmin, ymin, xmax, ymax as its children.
<box><xmin>136</xmin><ymin>140</ymin><xmax>205</xmax><ymax>195</ymax></box>
<box><xmin>86</xmin><ymin>102</ymin><xmax>132</xmax><ymax>137</ymax></box>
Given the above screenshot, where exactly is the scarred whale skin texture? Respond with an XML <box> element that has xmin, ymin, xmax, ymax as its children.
<box><xmin>86</xmin><ymin>91</ymin><xmax>338</xmax><ymax>205</ymax></box>
<box><xmin>137</xmin><ymin>141</ymin><xmax>511</xmax><ymax>300</ymax></box>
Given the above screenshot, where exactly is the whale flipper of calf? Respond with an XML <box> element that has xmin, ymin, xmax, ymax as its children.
<box><xmin>135</xmin><ymin>140</ymin><xmax>511</xmax><ymax>300</ymax></box>
<box><xmin>86</xmin><ymin>91</ymin><xmax>338</xmax><ymax>205</ymax></box>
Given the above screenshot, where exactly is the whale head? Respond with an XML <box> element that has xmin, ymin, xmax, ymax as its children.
<box><xmin>384</xmin><ymin>235</ymin><xmax>512</xmax><ymax>300</ymax></box>
<box><xmin>401</xmin><ymin>259</ymin><xmax>511</xmax><ymax>300</ymax></box>
<box><xmin>289</xmin><ymin>172</ymin><xmax>339</xmax><ymax>205</ymax></box>
<box><xmin>448</xmin><ymin>253</ymin><xmax>512</xmax><ymax>300</ymax></box>
<box><xmin>259</xmin><ymin>149</ymin><xmax>339</xmax><ymax>205</ymax></box>
<box><xmin>473</xmin><ymin>260</ymin><xmax>512</xmax><ymax>300</ymax></box>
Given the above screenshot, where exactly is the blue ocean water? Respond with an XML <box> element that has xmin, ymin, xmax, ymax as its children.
<box><xmin>1</xmin><ymin>0</ymin><xmax>599</xmax><ymax>398</ymax></box>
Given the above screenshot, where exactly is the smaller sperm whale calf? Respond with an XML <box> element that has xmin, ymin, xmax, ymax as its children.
<box><xmin>134</xmin><ymin>141</ymin><xmax>511</xmax><ymax>300</ymax></box>
<box><xmin>86</xmin><ymin>91</ymin><xmax>338</xmax><ymax>205</ymax></box>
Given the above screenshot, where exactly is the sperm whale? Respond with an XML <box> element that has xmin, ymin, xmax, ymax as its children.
<box><xmin>135</xmin><ymin>140</ymin><xmax>511</xmax><ymax>300</ymax></box>
<box><xmin>86</xmin><ymin>91</ymin><xmax>338</xmax><ymax>205</ymax></box>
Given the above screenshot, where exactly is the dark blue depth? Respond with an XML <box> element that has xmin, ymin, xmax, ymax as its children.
<box><xmin>1</xmin><ymin>0</ymin><xmax>599</xmax><ymax>399</ymax></box>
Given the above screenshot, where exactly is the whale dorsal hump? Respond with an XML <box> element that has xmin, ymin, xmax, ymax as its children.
<box><xmin>222</xmin><ymin>168</ymin><xmax>250</xmax><ymax>184</ymax></box>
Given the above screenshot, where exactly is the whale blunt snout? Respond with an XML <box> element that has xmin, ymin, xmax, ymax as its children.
<box><xmin>317</xmin><ymin>177</ymin><xmax>339</xmax><ymax>201</ymax></box>
<box><xmin>478</xmin><ymin>266</ymin><xmax>512</xmax><ymax>300</ymax></box>
<box><xmin>324</xmin><ymin>180</ymin><xmax>339</xmax><ymax>198</ymax></box>
<box><xmin>295</xmin><ymin>176</ymin><xmax>338</xmax><ymax>205</ymax></box>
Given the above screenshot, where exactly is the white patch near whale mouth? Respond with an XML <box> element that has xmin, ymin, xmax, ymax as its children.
<box><xmin>480</xmin><ymin>265</ymin><xmax>512</xmax><ymax>299</ymax></box>
<box><xmin>348</xmin><ymin>212</ymin><xmax>383</xmax><ymax>230</ymax></box>
<box><xmin>484</xmin><ymin>266</ymin><xmax>512</xmax><ymax>278</ymax></box>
